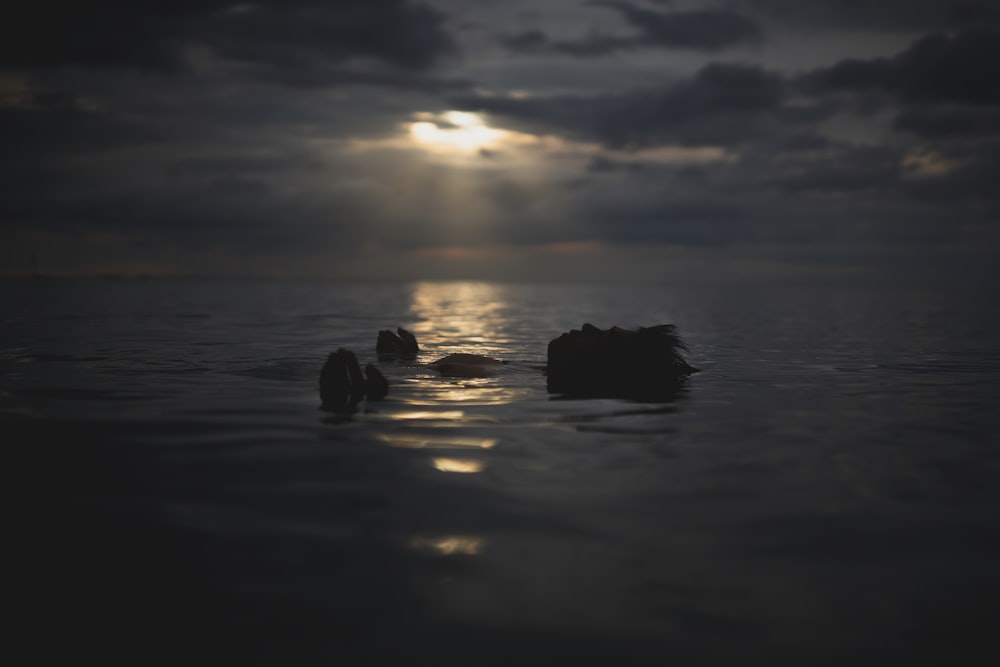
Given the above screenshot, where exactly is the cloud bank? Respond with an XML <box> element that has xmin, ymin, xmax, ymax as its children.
<box><xmin>2</xmin><ymin>1</ymin><xmax>998</xmax><ymax>283</ymax></box>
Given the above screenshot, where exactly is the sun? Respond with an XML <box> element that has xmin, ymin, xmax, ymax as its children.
<box><xmin>409</xmin><ymin>110</ymin><xmax>506</xmax><ymax>154</ymax></box>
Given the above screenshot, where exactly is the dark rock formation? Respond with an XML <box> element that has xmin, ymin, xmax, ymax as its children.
<box><xmin>376</xmin><ymin>327</ymin><xmax>503</xmax><ymax>376</ymax></box>
<box><xmin>546</xmin><ymin>323</ymin><xmax>698</xmax><ymax>399</ymax></box>
<box><xmin>428</xmin><ymin>353</ymin><xmax>505</xmax><ymax>378</ymax></box>
<box><xmin>364</xmin><ymin>363</ymin><xmax>389</xmax><ymax>400</ymax></box>
<box><xmin>320</xmin><ymin>348</ymin><xmax>389</xmax><ymax>412</ymax></box>
<box><xmin>376</xmin><ymin>327</ymin><xmax>419</xmax><ymax>355</ymax></box>
<box><xmin>336</xmin><ymin>323</ymin><xmax>697</xmax><ymax>406</ymax></box>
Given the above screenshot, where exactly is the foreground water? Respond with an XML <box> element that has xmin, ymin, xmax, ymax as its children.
<box><xmin>5</xmin><ymin>278</ymin><xmax>999</xmax><ymax>665</ymax></box>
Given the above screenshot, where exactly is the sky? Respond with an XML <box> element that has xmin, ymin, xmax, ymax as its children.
<box><xmin>3</xmin><ymin>0</ymin><xmax>999</xmax><ymax>283</ymax></box>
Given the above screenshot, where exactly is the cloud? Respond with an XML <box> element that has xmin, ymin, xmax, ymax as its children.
<box><xmin>800</xmin><ymin>29</ymin><xmax>1000</xmax><ymax>106</ymax></box>
<box><xmin>230</xmin><ymin>63</ymin><xmax>471</xmax><ymax>92</ymax></box>
<box><xmin>204</xmin><ymin>1</ymin><xmax>458</xmax><ymax>73</ymax></box>
<box><xmin>901</xmin><ymin>142</ymin><xmax>1000</xmax><ymax>203</ymax></box>
<box><xmin>746</xmin><ymin>0</ymin><xmax>1000</xmax><ymax>31</ymax></box>
<box><xmin>797</xmin><ymin>28</ymin><xmax>1000</xmax><ymax>153</ymax></box>
<box><xmin>3</xmin><ymin>1</ymin><xmax>457</xmax><ymax>79</ymax></box>
<box><xmin>2</xmin><ymin>3</ymin><xmax>998</xmax><ymax>282</ymax></box>
<box><xmin>594</xmin><ymin>2</ymin><xmax>762</xmax><ymax>51</ymax></box>
<box><xmin>0</xmin><ymin>98</ymin><xmax>165</xmax><ymax>161</ymax></box>
<box><xmin>501</xmin><ymin>2</ymin><xmax>762</xmax><ymax>56</ymax></box>
<box><xmin>761</xmin><ymin>145</ymin><xmax>904</xmax><ymax>195</ymax></box>
<box><xmin>499</xmin><ymin>29</ymin><xmax>551</xmax><ymax>54</ymax></box>
<box><xmin>455</xmin><ymin>62</ymin><xmax>785</xmax><ymax>149</ymax></box>
<box><xmin>500</xmin><ymin>29</ymin><xmax>631</xmax><ymax>58</ymax></box>
<box><xmin>893</xmin><ymin>106</ymin><xmax>1000</xmax><ymax>138</ymax></box>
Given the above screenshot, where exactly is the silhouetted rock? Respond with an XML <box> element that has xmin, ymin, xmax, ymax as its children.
<box><xmin>364</xmin><ymin>363</ymin><xmax>389</xmax><ymax>400</ymax></box>
<box><xmin>546</xmin><ymin>323</ymin><xmax>698</xmax><ymax>399</ymax></box>
<box><xmin>428</xmin><ymin>353</ymin><xmax>505</xmax><ymax>378</ymax></box>
<box><xmin>377</xmin><ymin>327</ymin><xmax>419</xmax><ymax>354</ymax></box>
<box><xmin>344</xmin><ymin>349</ymin><xmax>366</xmax><ymax>406</ymax></box>
<box><xmin>352</xmin><ymin>324</ymin><xmax>698</xmax><ymax>402</ymax></box>
<box><xmin>319</xmin><ymin>348</ymin><xmax>388</xmax><ymax>412</ymax></box>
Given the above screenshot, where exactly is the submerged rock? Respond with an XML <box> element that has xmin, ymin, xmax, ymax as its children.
<box><xmin>546</xmin><ymin>323</ymin><xmax>698</xmax><ymax>399</ymax></box>
<box><xmin>375</xmin><ymin>328</ymin><xmax>503</xmax><ymax>376</ymax></box>
<box><xmin>428</xmin><ymin>353</ymin><xmax>505</xmax><ymax>378</ymax></box>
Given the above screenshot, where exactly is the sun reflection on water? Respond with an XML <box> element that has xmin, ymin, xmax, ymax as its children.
<box><xmin>409</xmin><ymin>282</ymin><xmax>513</xmax><ymax>351</ymax></box>
<box><xmin>410</xmin><ymin>535</ymin><xmax>485</xmax><ymax>556</ymax></box>
<box><xmin>390</xmin><ymin>410</ymin><xmax>467</xmax><ymax>421</ymax></box>
<box><xmin>412</xmin><ymin>383</ymin><xmax>529</xmax><ymax>406</ymax></box>
<box><xmin>375</xmin><ymin>433</ymin><xmax>498</xmax><ymax>449</ymax></box>
<box><xmin>432</xmin><ymin>457</ymin><xmax>487</xmax><ymax>473</ymax></box>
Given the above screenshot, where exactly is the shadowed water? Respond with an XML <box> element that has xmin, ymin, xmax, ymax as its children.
<box><xmin>5</xmin><ymin>279</ymin><xmax>1000</xmax><ymax>665</ymax></box>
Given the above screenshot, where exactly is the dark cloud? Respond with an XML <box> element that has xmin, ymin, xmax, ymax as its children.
<box><xmin>586</xmin><ymin>155</ymin><xmax>661</xmax><ymax>174</ymax></box>
<box><xmin>4</xmin><ymin>2</ymin><xmax>198</xmax><ymax>71</ymax></box>
<box><xmin>231</xmin><ymin>63</ymin><xmax>471</xmax><ymax>91</ymax></box>
<box><xmin>2</xmin><ymin>2</ymin><xmax>999</xmax><ymax>281</ymax></box>
<box><xmin>893</xmin><ymin>106</ymin><xmax>1000</xmax><ymax>138</ymax></box>
<box><xmin>769</xmin><ymin>131</ymin><xmax>832</xmax><ymax>152</ymax></box>
<box><xmin>204</xmin><ymin>1</ymin><xmax>458</xmax><ymax>73</ymax></box>
<box><xmin>4</xmin><ymin>1</ymin><xmax>457</xmax><ymax>77</ymax></box>
<box><xmin>0</xmin><ymin>101</ymin><xmax>165</xmax><ymax>161</ymax></box>
<box><xmin>499</xmin><ymin>29</ymin><xmax>551</xmax><ymax>54</ymax></box>
<box><xmin>1</xmin><ymin>152</ymin><xmax>379</xmax><ymax>255</ymax></box>
<box><xmin>747</xmin><ymin>0</ymin><xmax>1000</xmax><ymax>31</ymax></box>
<box><xmin>457</xmin><ymin>62</ymin><xmax>784</xmax><ymax>148</ymax></box>
<box><xmin>797</xmin><ymin>28</ymin><xmax>1000</xmax><ymax>149</ymax></box>
<box><xmin>501</xmin><ymin>29</ymin><xmax>632</xmax><ymax>58</ymax></box>
<box><xmin>763</xmin><ymin>145</ymin><xmax>904</xmax><ymax>195</ymax></box>
<box><xmin>570</xmin><ymin>123</ymin><xmax>999</xmax><ymax>253</ymax></box>
<box><xmin>902</xmin><ymin>142</ymin><xmax>1000</xmax><ymax>203</ymax></box>
<box><xmin>501</xmin><ymin>2</ymin><xmax>761</xmax><ymax>56</ymax></box>
<box><xmin>801</xmin><ymin>29</ymin><xmax>1000</xmax><ymax>106</ymax></box>
<box><xmin>580</xmin><ymin>192</ymin><xmax>754</xmax><ymax>246</ymax></box>
<box><xmin>594</xmin><ymin>2</ymin><xmax>762</xmax><ymax>51</ymax></box>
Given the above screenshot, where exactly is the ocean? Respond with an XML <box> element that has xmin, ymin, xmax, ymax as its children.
<box><xmin>5</xmin><ymin>278</ymin><xmax>999</xmax><ymax>665</ymax></box>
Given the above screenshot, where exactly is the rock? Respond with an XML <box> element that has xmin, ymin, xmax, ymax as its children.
<box><xmin>319</xmin><ymin>348</ymin><xmax>388</xmax><ymax>412</ymax></box>
<box><xmin>364</xmin><ymin>363</ymin><xmax>389</xmax><ymax>400</ymax></box>
<box><xmin>546</xmin><ymin>323</ymin><xmax>698</xmax><ymax>399</ymax></box>
<box><xmin>323</xmin><ymin>323</ymin><xmax>700</xmax><ymax>411</ymax></box>
<box><xmin>376</xmin><ymin>327</ymin><xmax>419</xmax><ymax>354</ymax></box>
<box><xmin>375</xmin><ymin>327</ymin><xmax>510</xmax><ymax>377</ymax></box>
<box><xmin>428</xmin><ymin>353</ymin><xmax>504</xmax><ymax>378</ymax></box>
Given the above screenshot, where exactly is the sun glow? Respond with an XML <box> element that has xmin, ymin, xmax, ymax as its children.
<box><xmin>432</xmin><ymin>457</ymin><xmax>486</xmax><ymax>473</ymax></box>
<box><xmin>409</xmin><ymin>111</ymin><xmax>506</xmax><ymax>154</ymax></box>
<box><xmin>410</xmin><ymin>536</ymin><xmax>485</xmax><ymax>556</ymax></box>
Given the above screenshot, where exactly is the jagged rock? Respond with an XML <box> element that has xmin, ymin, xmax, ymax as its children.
<box><xmin>546</xmin><ymin>323</ymin><xmax>698</xmax><ymax>399</ymax></box>
<box><xmin>364</xmin><ymin>363</ymin><xmax>389</xmax><ymax>400</ymax></box>
<box><xmin>319</xmin><ymin>348</ymin><xmax>388</xmax><ymax>412</ymax></box>
<box><xmin>376</xmin><ymin>327</ymin><xmax>419</xmax><ymax>354</ymax></box>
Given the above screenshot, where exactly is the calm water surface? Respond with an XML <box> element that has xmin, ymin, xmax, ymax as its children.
<box><xmin>5</xmin><ymin>279</ymin><xmax>1000</xmax><ymax>665</ymax></box>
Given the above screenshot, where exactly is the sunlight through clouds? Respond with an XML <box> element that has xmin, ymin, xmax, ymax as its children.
<box><xmin>7</xmin><ymin>1</ymin><xmax>994</xmax><ymax>284</ymax></box>
<box><xmin>409</xmin><ymin>110</ymin><xmax>507</xmax><ymax>154</ymax></box>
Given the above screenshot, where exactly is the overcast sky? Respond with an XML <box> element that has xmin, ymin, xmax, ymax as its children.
<box><xmin>3</xmin><ymin>0</ymin><xmax>999</xmax><ymax>283</ymax></box>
